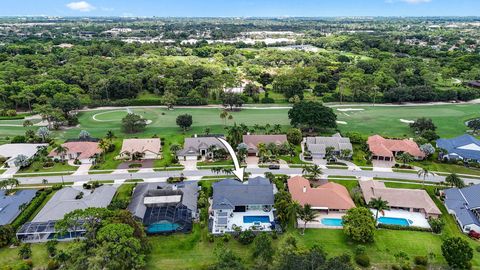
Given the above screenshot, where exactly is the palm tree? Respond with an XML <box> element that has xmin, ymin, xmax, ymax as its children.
<box><xmin>417</xmin><ymin>168</ymin><xmax>434</xmax><ymax>188</ymax></box>
<box><xmin>18</xmin><ymin>203</ymin><xmax>28</xmax><ymax>211</ymax></box>
<box><xmin>54</xmin><ymin>145</ymin><xmax>69</xmax><ymax>161</ymax></box>
<box><xmin>297</xmin><ymin>204</ymin><xmax>318</xmax><ymax>235</ymax></box>
<box><xmin>98</xmin><ymin>139</ymin><xmax>111</xmax><ymax>160</ymax></box>
<box><xmin>272</xmin><ymin>124</ymin><xmax>282</xmax><ymax>134</ymax></box>
<box><xmin>397</xmin><ymin>152</ymin><xmax>414</xmax><ymax>167</ymax></box>
<box><xmin>6</xmin><ymin>178</ymin><xmax>19</xmax><ymax>193</ymax></box>
<box><xmin>105</xmin><ymin>130</ymin><xmax>115</xmax><ymax>140</ymax></box>
<box><xmin>445</xmin><ymin>173</ymin><xmax>465</xmax><ymax>188</ymax></box>
<box><xmin>42</xmin><ymin>179</ymin><xmax>48</xmax><ymax>185</ymax></box>
<box><xmin>169</xmin><ymin>144</ymin><xmax>182</xmax><ymax>156</ymax></box>
<box><xmin>369</xmin><ymin>197</ymin><xmax>390</xmax><ymax>225</ymax></box>
<box><xmin>302</xmin><ymin>164</ymin><xmax>323</xmax><ymax>181</ymax></box>
<box><xmin>220</xmin><ymin>110</ymin><xmax>229</xmax><ymax>126</ymax></box>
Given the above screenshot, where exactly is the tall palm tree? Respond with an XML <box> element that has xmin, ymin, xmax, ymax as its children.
<box><xmin>54</xmin><ymin>145</ymin><xmax>69</xmax><ymax>161</ymax></box>
<box><xmin>417</xmin><ymin>168</ymin><xmax>434</xmax><ymax>188</ymax></box>
<box><xmin>297</xmin><ymin>204</ymin><xmax>318</xmax><ymax>235</ymax></box>
<box><xmin>220</xmin><ymin>111</ymin><xmax>229</xmax><ymax>126</ymax></box>
<box><xmin>98</xmin><ymin>139</ymin><xmax>111</xmax><ymax>160</ymax></box>
<box><xmin>302</xmin><ymin>164</ymin><xmax>323</xmax><ymax>181</ymax></box>
<box><xmin>169</xmin><ymin>144</ymin><xmax>182</xmax><ymax>156</ymax></box>
<box><xmin>105</xmin><ymin>130</ymin><xmax>115</xmax><ymax>140</ymax></box>
<box><xmin>397</xmin><ymin>152</ymin><xmax>414</xmax><ymax>167</ymax></box>
<box><xmin>368</xmin><ymin>197</ymin><xmax>390</xmax><ymax>225</ymax></box>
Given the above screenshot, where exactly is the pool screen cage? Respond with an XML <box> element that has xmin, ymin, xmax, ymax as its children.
<box><xmin>143</xmin><ymin>203</ymin><xmax>193</xmax><ymax>233</ymax></box>
<box><xmin>16</xmin><ymin>220</ymin><xmax>86</xmax><ymax>243</ymax></box>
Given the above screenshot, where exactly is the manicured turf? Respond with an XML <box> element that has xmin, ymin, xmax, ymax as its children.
<box><xmin>18</xmin><ymin>161</ymin><xmax>76</xmax><ymax>174</ymax></box>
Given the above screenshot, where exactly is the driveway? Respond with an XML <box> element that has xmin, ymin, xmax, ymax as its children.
<box><xmin>246</xmin><ymin>156</ymin><xmax>259</xmax><ymax>168</ymax></box>
<box><xmin>73</xmin><ymin>164</ymin><xmax>92</xmax><ymax>176</ymax></box>
<box><xmin>1</xmin><ymin>167</ymin><xmax>19</xmax><ymax>178</ymax></box>
<box><xmin>180</xmin><ymin>160</ymin><xmax>197</xmax><ymax>171</ymax></box>
<box><xmin>312</xmin><ymin>159</ymin><xmax>327</xmax><ymax>169</ymax></box>
<box><xmin>372</xmin><ymin>160</ymin><xmax>395</xmax><ymax>172</ymax></box>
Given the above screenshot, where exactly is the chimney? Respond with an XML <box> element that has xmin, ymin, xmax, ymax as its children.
<box><xmin>303</xmin><ymin>186</ymin><xmax>307</xmax><ymax>193</ymax></box>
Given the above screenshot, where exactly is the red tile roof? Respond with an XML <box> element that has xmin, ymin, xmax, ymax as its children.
<box><xmin>242</xmin><ymin>135</ymin><xmax>288</xmax><ymax>149</ymax></box>
<box><xmin>367</xmin><ymin>135</ymin><xmax>425</xmax><ymax>158</ymax></box>
<box><xmin>287</xmin><ymin>176</ymin><xmax>355</xmax><ymax>210</ymax></box>
<box><xmin>49</xmin><ymin>141</ymin><xmax>101</xmax><ymax>160</ymax></box>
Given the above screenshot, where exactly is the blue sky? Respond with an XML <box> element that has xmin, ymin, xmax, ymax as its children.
<box><xmin>1</xmin><ymin>0</ymin><xmax>479</xmax><ymax>17</ymax></box>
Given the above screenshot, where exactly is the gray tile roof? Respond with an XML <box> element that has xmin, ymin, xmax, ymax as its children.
<box><xmin>306</xmin><ymin>133</ymin><xmax>352</xmax><ymax>155</ymax></box>
<box><xmin>33</xmin><ymin>185</ymin><xmax>117</xmax><ymax>222</ymax></box>
<box><xmin>127</xmin><ymin>182</ymin><xmax>198</xmax><ymax>220</ymax></box>
<box><xmin>212</xmin><ymin>177</ymin><xmax>274</xmax><ymax>210</ymax></box>
<box><xmin>445</xmin><ymin>185</ymin><xmax>480</xmax><ymax>227</ymax></box>
<box><xmin>177</xmin><ymin>137</ymin><xmax>225</xmax><ymax>156</ymax></box>
<box><xmin>0</xmin><ymin>189</ymin><xmax>37</xmax><ymax>225</ymax></box>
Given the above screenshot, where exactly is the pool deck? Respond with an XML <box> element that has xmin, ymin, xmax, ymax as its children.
<box><xmin>371</xmin><ymin>209</ymin><xmax>431</xmax><ymax>228</ymax></box>
<box><xmin>228</xmin><ymin>210</ymin><xmax>275</xmax><ymax>232</ymax></box>
<box><xmin>302</xmin><ymin>213</ymin><xmax>345</xmax><ymax>229</ymax></box>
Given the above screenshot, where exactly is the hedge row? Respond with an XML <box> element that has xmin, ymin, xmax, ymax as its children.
<box><xmin>88</xmin><ymin>97</ymin><xmax>208</xmax><ymax>108</ymax></box>
<box><xmin>0</xmin><ymin>115</ymin><xmax>25</xmax><ymax>120</ymax></box>
<box><xmin>11</xmin><ymin>189</ymin><xmax>52</xmax><ymax>230</ymax></box>
<box><xmin>377</xmin><ymin>223</ymin><xmax>432</xmax><ymax>232</ymax></box>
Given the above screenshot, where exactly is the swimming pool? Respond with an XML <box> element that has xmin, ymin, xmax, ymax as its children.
<box><xmin>243</xmin><ymin>216</ymin><xmax>270</xmax><ymax>223</ymax></box>
<box><xmin>321</xmin><ymin>218</ymin><xmax>343</xmax><ymax>226</ymax></box>
<box><xmin>378</xmin><ymin>217</ymin><xmax>412</xmax><ymax>226</ymax></box>
<box><xmin>147</xmin><ymin>221</ymin><xmax>180</xmax><ymax>233</ymax></box>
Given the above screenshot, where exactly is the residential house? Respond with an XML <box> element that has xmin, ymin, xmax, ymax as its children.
<box><xmin>359</xmin><ymin>180</ymin><xmax>441</xmax><ymax>218</ymax></box>
<box><xmin>210</xmin><ymin>177</ymin><xmax>277</xmax><ymax>234</ymax></box>
<box><xmin>436</xmin><ymin>134</ymin><xmax>480</xmax><ymax>162</ymax></box>
<box><xmin>49</xmin><ymin>141</ymin><xmax>101</xmax><ymax>164</ymax></box>
<box><xmin>0</xmin><ymin>189</ymin><xmax>37</xmax><ymax>226</ymax></box>
<box><xmin>288</xmin><ymin>176</ymin><xmax>355</xmax><ymax>213</ymax></box>
<box><xmin>176</xmin><ymin>136</ymin><xmax>225</xmax><ymax>161</ymax></box>
<box><xmin>305</xmin><ymin>133</ymin><xmax>353</xmax><ymax>159</ymax></box>
<box><xmin>119</xmin><ymin>138</ymin><xmax>162</xmax><ymax>160</ymax></box>
<box><xmin>367</xmin><ymin>135</ymin><xmax>425</xmax><ymax>161</ymax></box>
<box><xmin>444</xmin><ymin>185</ymin><xmax>480</xmax><ymax>233</ymax></box>
<box><xmin>128</xmin><ymin>182</ymin><xmax>198</xmax><ymax>234</ymax></box>
<box><xmin>243</xmin><ymin>134</ymin><xmax>288</xmax><ymax>156</ymax></box>
<box><xmin>0</xmin><ymin>143</ymin><xmax>47</xmax><ymax>168</ymax></box>
<box><xmin>17</xmin><ymin>185</ymin><xmax>117</xmax><ymax>242</ymax></box>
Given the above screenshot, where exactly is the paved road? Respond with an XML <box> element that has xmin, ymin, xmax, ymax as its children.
<box><xmin>11</xmin><ymin>167</ymin><xmax>480</xmax><ymax>185</ymax></box>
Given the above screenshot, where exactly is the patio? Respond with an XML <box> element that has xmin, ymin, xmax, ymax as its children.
<box><xmin>372</xmin><ymin>209</ymin><xmax>431</xmax><ymax>228</ymax></box>
<box><xmin>212</xmin><ymin>210</ymin><xmax>275</xmax><ymax>233</ymax></box>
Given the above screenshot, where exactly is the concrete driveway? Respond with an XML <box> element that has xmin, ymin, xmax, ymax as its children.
<box><xmin>246</xmin><ymin>156</ymin><xmax>259</xmax><ymax>168</ymax></box>
<box><xmin>180</xmin><ymin>160</ymin><xmax>197</xmax><ymax>171</ymax></box>
<box><xmin>73</xmin><ymin>163</ymin><xmax>92</xmax><ymax>176</ymax></box>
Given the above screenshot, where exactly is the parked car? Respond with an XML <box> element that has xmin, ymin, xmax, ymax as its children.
<box><xmin>469</xmin><ymin>230</ymin><xmax>480</xmax><ymax>240</ymax></box>
<box><xmin>268</xmin><ymin>164</ymin><xmax>280</xmax><ymax>170</ymax></box>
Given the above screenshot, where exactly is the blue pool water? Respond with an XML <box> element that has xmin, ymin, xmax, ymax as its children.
<box><xmin>378</xmin><ymin>217</ymin><xmax>412</xmax><ymax>226</ymax></box>
<box><xmin>147</xmin><ymin>221</ymin><xmax>180</xmax><ymax>233</ymax></box>
<box><xmin>321</xmin><ymin>218</ymin><xmax>343</xmax><ymax>226</ymax></box>
<box><xmin>243</xmin><ymin>216</ymin><xmax>270</xmax><ymax>223</ymax></box>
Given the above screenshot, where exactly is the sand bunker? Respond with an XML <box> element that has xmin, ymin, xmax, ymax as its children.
<box><xmin>337</xmin><ymin>108</ymin><xmax>365</xmax><ymax>112</ymax></box>
<box><xmin>400</xmin><ymin>119</ymin><xmax>415</xmax><ymax>124</ymax></box>
<box><xmin>336</xmin><ymin>121</ymin><xmax>348</xmax><ymax>125</ymax></box>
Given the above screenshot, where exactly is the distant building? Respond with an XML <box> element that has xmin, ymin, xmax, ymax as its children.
<box><xmin>305</xmin><ymin>133</ymin><xmax>353</xmax><ymax>159</ymax></box>
<box><xmin>49</xmin><ymin>141</ymin><xmax>101</xmax><ymax>164</ymax></box>
<box><xmin>288</xmin><ymin>176</ymin><xmax>355</xmax><ymax>213</ymax></box>
<box><xmin>0</xmin><ymin>143</ymin><xmax>48</xmax><ymax>168</ymax></box>
<box><xmin>367</xmin><ymin>135</ymin><xmax>425</xmax><ymax>161</ymax></box>
<box><xmin>176</xmin><ymin>136</ymin><xmax>225</xmax><ymax>161</ymax></box>
<box><xmin>437</xmin><ymin>134</ymin><xmax>480</xmax><ymax>162</ymax></box>
<box><xmin>359</xmin><ymin>180</ymin><xmax>441</xmax><ymax>218</ymax></box>
<box><xmin>210</xmin><ymin>177</ymin><xmax>277</xmax><ymax>234</ymax></box>
<box><xmin>243</xmin><ymin>135</ymin><xmax>288</xmax><ymax>156</ymax></box>
<box><xmin>0</xmin><ymin>189</ymin><xmax>37</xmax><ymax>226</ymax></box>
<box><xmin>17</xmin><ymin>185</ymin><xmax>117</xmax><ymax>243</ymax></box>
<box><xmin>128</xmin><ymin>182</ymin><xmax>198</xmax><ymax>234</ymax></box>
<box><xmin>444</xmin><ymin>185</ymin><xmax>480</xmax><ymax>233</ymax></box>
<box><xmin>119</xmin><ymin>138</ymin><xmax>162</xmax><ymax>160</ymax></box>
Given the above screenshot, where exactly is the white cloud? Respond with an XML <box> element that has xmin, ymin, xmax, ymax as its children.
<box><xmin>66</xmin><ymin>1</ymin><xmax>95</xmax><ymax>12</ymax></box>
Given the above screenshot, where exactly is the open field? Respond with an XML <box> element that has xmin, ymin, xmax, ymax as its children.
<box><xmin>0</xmin><ymin>103</ymin><xmax>477</xmax><ymax>142</ymax></box>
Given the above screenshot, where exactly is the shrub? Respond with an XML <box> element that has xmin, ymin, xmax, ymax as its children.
<box><xmin>414</xmin><ymin>256</ymin><xmax>428</xmax><ymax>266</ymax></box>
<box><xmin>18</xmin><ymin>243</ymin><xmax>32</xmax><ymax>259</ymax></box>
<box><xmin>43</xmin><ymin>161</ymin><xmax>54</xmax><ymax>168</ymax></box>
<box><xmin>391</xmin><ymin>265</ymin><xmax>402</xmax><ymax>270</ymax></box>
<box><xmin>377</xmin><ymin>223</ymin><xmax>432</xmax><ymax>232</ymax></box>
<box><xmin>354</xmin><ymin>245</ymin><xmax>367</xmax><ymax>255</ymax></box>
<box><xmin>412</xmin><ymin>266</ymin><xmax>426</xmax><ymax>270</ymax></box>
<box><xmin>476</xmin><ymin>246</ymin><xmax>480</xmax><ymax>253</ymax></box>
<box><xmin>222</xmin><ymin>234</ymin><xmax>232</xmax><ymax>242</ymax></box>
<box><xmin>47</xmin><ymin>259</ymin><xmax>59</xmax><ymax>270</ymax></box>
<box><xmin>207</xmin><ymin>233</ymin><xmax>214</xmax><ymax>243</ymax></box>
<box><xmin>128</xmin><ymin>163</ymin><xmax>142</xmax><ymax>168</ymax></box>
<box><xmin>355</xmin><ymin>254</ymin><xmax>371</xmax><ymax>267</ymax></box>
<box><xmin>261</xmin><ymin>97</ymin><xmax>275</xmax><ymax>104</ymax></box>
<box><xmin>428</xmin><ymin>218</ymin><xmax>444</xmax><ymax>234</ymax></box>
<box><xmin>238</xmin><ymin>229</ymin><xmax>256</xmax><ymax>245</ymax></box>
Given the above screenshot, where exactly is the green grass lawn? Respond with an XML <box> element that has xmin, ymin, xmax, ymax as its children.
<box><xmin>91</xmin><ymin>139</ymin><xmax>123</xmax><ymax>171</ymax></box>
<box><xmin>197</xmin><ymin>159</ymin><xmax>233</xmax><ymax>166</ymax></box>
<box><xmin>411</xmin><ymin>160</ymin><xmax>480</xmax><ymax>176</ymax></box>
<box><xmin>18</xmin><ymin>160</ymin><xmax>76</xmax><ymax>174</ymax></box>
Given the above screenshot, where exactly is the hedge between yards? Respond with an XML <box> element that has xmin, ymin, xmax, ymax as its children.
<box><xmin>88</xmin><ymin>97</ymin><xmax>208</xmax><ymax>108</ymax></box>
<box><xmin>377</xmin><ymin>223</ymin><xmax>432</xmax><ymax>232</ymax></box>
<box><xmin>0</xmin><ymin>115</ymin><xmax>26</xmax><ymax>120</ymax></box>
<box><xmin>11</xmin><ymin>189</ymin><xmax>52</xmax><ymax>230</ymax></box>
